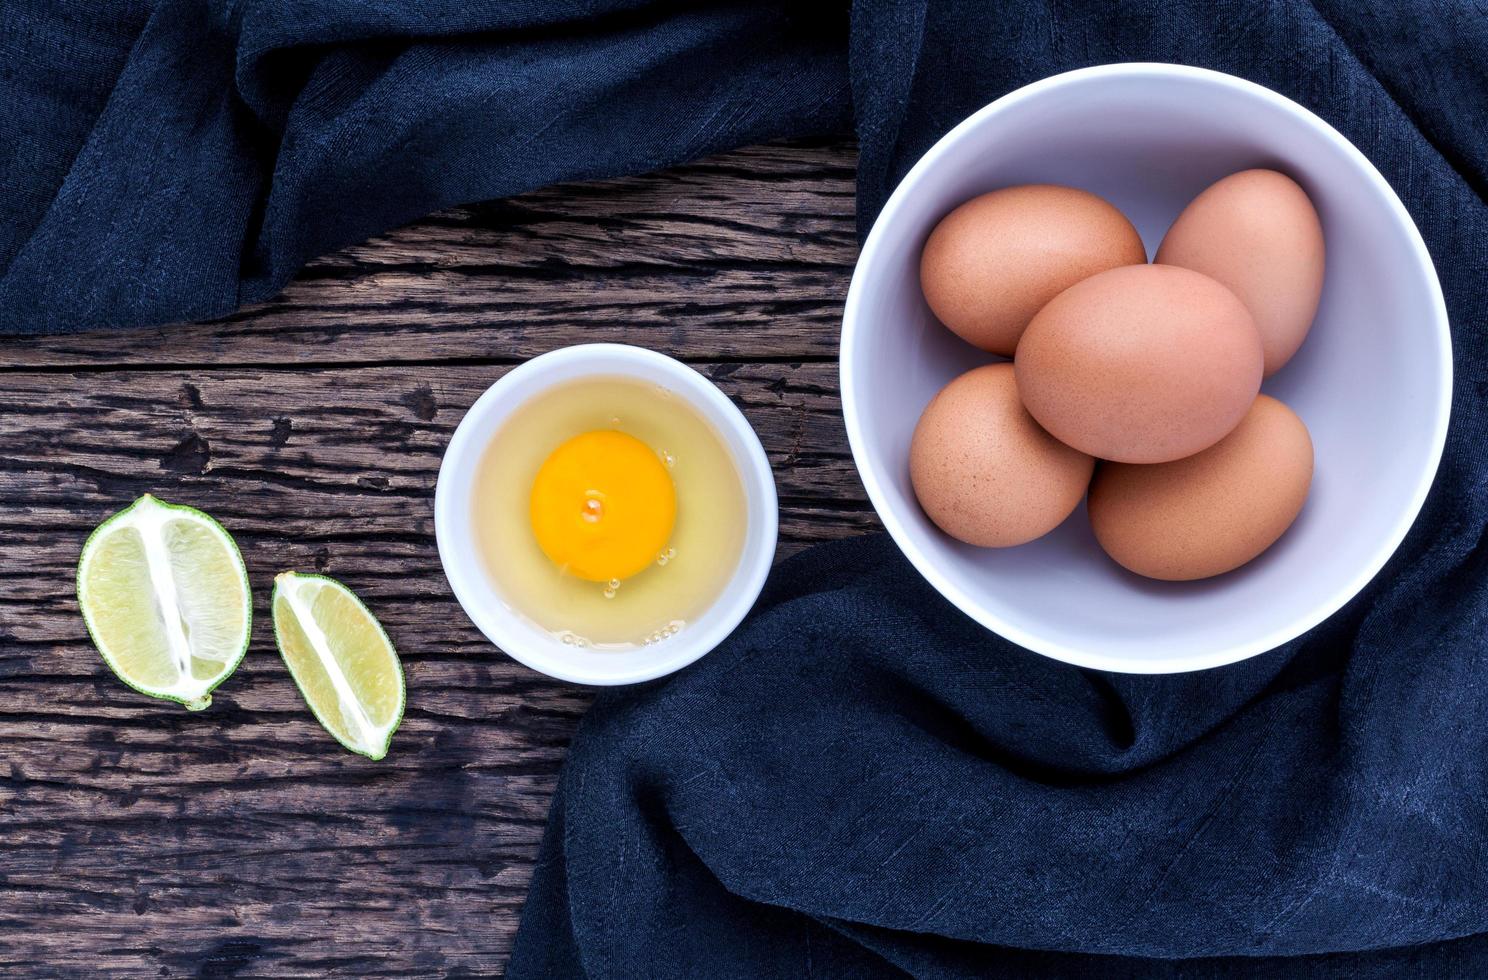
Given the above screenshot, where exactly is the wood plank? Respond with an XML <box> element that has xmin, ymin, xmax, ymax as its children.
<box><xmin>3</xmin><ymin>141</ymin><xmax>859</xmax><ymax>369</ymax></box>
<box><xmin>0</xmin><ymin>360</ymin><xmax>878</xmax><ymax>975</ymax></box>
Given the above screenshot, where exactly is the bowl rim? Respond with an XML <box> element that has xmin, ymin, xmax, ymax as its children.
<box><xmin>434</xmin><ymin>343</ymin><xmax>779</xmax><ymax>685</ymax></box>
<box><xmin>839</xmin><ymin>62</ymin><xmax>1453</xmax><ymax>674</ymax></box>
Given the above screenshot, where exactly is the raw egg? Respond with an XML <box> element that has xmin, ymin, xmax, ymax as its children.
<box><xmin>919</xmin><ymin>185</ymin><xmax>1147</xmax><ymax>355</ymax></box>
<box><xmin>472</xmin><ymin>378</ymin><xmax>745</xmax><ymax>648</ymax></box>
<box><xmin>910</xmin><ymin>363</ymin><xmax>1094</xmax><ymax>547</ymax></box>
<box><xmin>1156</xmin><ymin>169</ymin><xmax>1325</xmax><ymax>376</ymax></box>
<box><xmin>1088</xmin><ymin>395</ymin><xmax>1313</xmax><ymax>581</ymax></box>
<box><xmin>1014</xmin><ymin>264</ymin><xmax>1264</xmax><ymax>463</ymax></box>
<box><xmin>529</xmin><ymin>429</ymin><xmax>677</xmax><ymax>583</ymax></box>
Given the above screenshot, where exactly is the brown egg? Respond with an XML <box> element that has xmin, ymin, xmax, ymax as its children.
<box><xmin>910</xmin><ymin>363</ymin><xmax>1094</xmax><ymax>547</ymax></box>
<box><xmin>1088</xmin><ymin>395</ymin><xmax>1313</xmax><ymax>581</ymax></box>
<box><xmin>919</xmin><ymin>185</ymin><xmax>1146</xmax><ymax>356</ymax></box>
<box><xmin>1014</xmin><ymin>264</ymin><xmax>1263</xmax><ymax>463</ymax></box>
<box><xmin>1156</xmin><ymin>169</ymin><xmax>1325</xmax><ymax>376</ymax></box>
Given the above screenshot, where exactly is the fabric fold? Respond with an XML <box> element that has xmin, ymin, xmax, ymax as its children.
<box><xmin>0</xmin><ymin>2</ymin><xmax>850</xmax><ymax>333</ymax></box>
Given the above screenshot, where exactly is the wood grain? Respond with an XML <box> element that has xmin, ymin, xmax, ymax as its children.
<box><xmin>0</xmin><ymin>139</ymin><xmax>866</xmax><ymax>977</ymax></box>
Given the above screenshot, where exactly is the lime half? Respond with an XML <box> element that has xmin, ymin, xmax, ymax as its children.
<box><xmin>271</xmin><ymin>572</ymin><xmax>404</xmax><ymax>760</ymax></box>
<box><xmin>76</xmin><ymin>494</ymin><xmax>251</xmax><ymax>710</ymax></box>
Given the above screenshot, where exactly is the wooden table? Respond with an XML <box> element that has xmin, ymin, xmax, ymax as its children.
<box><xmin>0</xmin><ymin>140</ymin><xmax>870</xmax><ymax>976</ymax></box>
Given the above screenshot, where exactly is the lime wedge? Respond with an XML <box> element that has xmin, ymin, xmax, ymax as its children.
<box><xmin>271</xmin><ymin>572</ymin><xmax>404</xmax><ymax>760</ymax></box>
<box><xmin>76</xmin><ymin>494</ymin><xmax>251</xmax><ymax>710</ymax></box>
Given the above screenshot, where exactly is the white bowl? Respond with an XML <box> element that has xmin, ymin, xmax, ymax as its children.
<box><xmin>841</xmin><ymin>64</ymin><xmax>1451</xmax><ymax>673</ymax></box>
<box><xmin>435</xmin><ymin>344</ymin><xmax>778</xmax><ymax>685</ymax></box>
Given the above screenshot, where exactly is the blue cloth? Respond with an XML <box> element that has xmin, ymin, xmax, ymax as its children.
<box><xmin>5</xmin><ymin>2</ymin><xmax>1487</xmax><ymax>975</ymax></box>
<box><xmin>0</xmin><ymin>2</ymin><xmax>848</xmax><ymax>332</ymax></box>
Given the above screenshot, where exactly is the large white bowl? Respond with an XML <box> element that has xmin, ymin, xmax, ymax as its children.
<box><xmin>840</xmin><ymin>64</ymin><xmax>1451</xmax><ymax>673</ymax></box>
<box><xmin>435</xmin><ymin>344</ymin><xmax>778</xmax><ymax>685</ymax></box>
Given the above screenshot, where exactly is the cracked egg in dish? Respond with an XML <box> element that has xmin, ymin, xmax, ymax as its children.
<box><xmin>471</xmin><ymin>377</ymin><xmax>747</xmax><ymax>650</ymax></box>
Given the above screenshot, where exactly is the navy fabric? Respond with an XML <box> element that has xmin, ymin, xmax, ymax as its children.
<box><xmin>6</xmin><ymin>1</ymin><xmax>1488</xmax><ymax>976</ymax></box>
<box><xmin>0</xmin><ymin>1</ymin><xmax>848</xmax><ymax>333</ymax></box>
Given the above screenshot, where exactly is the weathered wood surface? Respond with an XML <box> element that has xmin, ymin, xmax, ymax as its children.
<box><xmin>0</xmin><ymin>140</ymin><xmax>867</xmax><ymax>977</ymax></box>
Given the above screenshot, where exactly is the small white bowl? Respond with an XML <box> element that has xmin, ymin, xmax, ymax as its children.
<box><xmin>435</xmin><ymin>344</ymin><xmax>777</xmax><ymax>685</ymax></box>
<box><xmin>841</xmin><ymin>64</ymin><xmax>1452</xmax><ymax>673</ymax></box>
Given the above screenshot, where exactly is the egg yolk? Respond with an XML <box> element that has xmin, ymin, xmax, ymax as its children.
<box><xmin>529</xmin><ymin>430</ymin><xmax>676</xmax><ymax>583</ymax></box>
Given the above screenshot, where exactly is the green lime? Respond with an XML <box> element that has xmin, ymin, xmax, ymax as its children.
<box><xmin>76</xmin><ymin>494</ymin><xmax>251</xmax><ymax>710</ymax></box>
<box><xmin>271</xmin><ymin>572</ymin><xmax>404</xmax><ymax>760</ymax></box>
